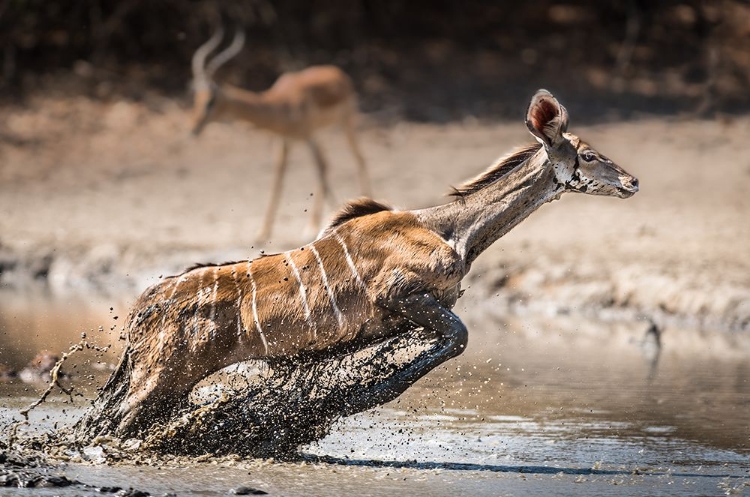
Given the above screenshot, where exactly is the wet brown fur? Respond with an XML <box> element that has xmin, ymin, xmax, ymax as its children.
<box><xmin>116</xmin><ymin>207</ymin><xmax>463</xmax><ymax>432</ymax></box>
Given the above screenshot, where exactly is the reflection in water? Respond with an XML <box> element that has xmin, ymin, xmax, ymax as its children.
<box><xmin>416</xmin><ymin>317</ymin><xmax>750</xmax><ymax>454</ymax></box>
<box><xmin>0</xmin><ymin>294</ymin><xmax>124</xmax><ymax>371</ymax></box>
<box><xmin>638</xmin><ymin>319</ymin><xmax>662</xmax><ymax>381</ymax></box>
<box><xmin>0</xmin><ymin>297</ymin><xmax>748</xmax><ymax>495</ymax></box>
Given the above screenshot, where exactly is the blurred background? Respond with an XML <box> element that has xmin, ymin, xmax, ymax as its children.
<box><xmin>1</xmin><ymin>0</ymin><xmax>750</xmax><ymax>119</ymax></box>
<box><xmin>0</xmin><ymin>1</ymin><xmax>748</xmax><ymax>480</ymax></box>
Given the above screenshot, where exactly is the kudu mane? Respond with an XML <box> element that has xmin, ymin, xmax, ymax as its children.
<box><xmin>327</xmin><ymin>198</ymin><xmax>392</xmax><ymax>229</ymax></box>
<box><xmin>180</xmin><ymin>261</ymin><xmax>244</xmax><ymax>275</ymax></box>
<box><xmin>451</xmin><ymin>143</ymin><xmax>542</xmax><ymax>197</ymax></box>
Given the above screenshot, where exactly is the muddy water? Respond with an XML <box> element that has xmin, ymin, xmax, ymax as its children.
<box><xmin>0</xmin><ymin>297</ymin><xmax>748</xmax><ymax>496</ymax></box>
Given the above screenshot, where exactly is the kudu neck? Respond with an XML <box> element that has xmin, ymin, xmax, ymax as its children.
<box><xmin>418</xmin><ymin>149</ymin><xmax>564</xmax><ymax>267</ymax></box>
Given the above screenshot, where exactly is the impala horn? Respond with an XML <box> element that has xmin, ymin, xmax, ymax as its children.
<box><xmin>191</xmin><ymin>27</ymin><xmax>225</xmax><ymax>89</ymax></box>
<box><xmin>205</xmin><ymin>30</ymin><xmax>246</xmax><ymax>80</ymax></box>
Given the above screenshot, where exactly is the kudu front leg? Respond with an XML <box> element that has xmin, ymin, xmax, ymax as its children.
<box><xmin>257</xmin><ymin>139</ymin><xmax>290</xmax><ymax>241</ymax></box>
<box><xmin>341</xmin><ymin>293</ymin><xmax>468</xmax><ymax>416</ymax></box>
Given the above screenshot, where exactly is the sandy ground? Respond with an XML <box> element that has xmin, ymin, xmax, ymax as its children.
<box><xmin>1</xmin><ymin>94</ymin><xmax>749</xmax><ymax>336</ymax></box>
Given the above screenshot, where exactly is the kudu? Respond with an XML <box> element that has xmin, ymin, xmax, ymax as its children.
<box><xmin>95</xmin><ymin>90</ymin><xmax>638</xmax><ymax>436</ymax></box>
<box><xmin>190</xmin><ymin>28</ymin><xmax>372</xmax><ymax>240</ymax></box>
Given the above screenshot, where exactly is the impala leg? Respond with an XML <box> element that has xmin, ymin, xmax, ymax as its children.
<box><xmin>344</xmin><ymin>116</ymin><xmax>372</xmax><ymax>197</ymax></box>
<box><xmin>340</xmin><ymin>293</ymin><xmax>468</xmax><ymax>415</ymax></box>
<box><xmin>257</xmin><ymin>139</ymin><xmax>290</xmax><ymax>241</ymax></box>
<box><xmin>307</xmin><ymin>138</ymin><xmax>337</xmax><ymax>235</ymax></box>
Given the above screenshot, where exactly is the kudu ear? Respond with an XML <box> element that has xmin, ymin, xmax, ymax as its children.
<box><xmin>525</xmin><ymin>89</ymin><xmax>569</xmax><ymax>148</ymax></box>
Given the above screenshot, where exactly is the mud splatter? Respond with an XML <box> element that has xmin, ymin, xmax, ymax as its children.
<box><xmin>74</xmin><ymin>330</ymin><xmax>433</xmax><ymax>459</ymax></box>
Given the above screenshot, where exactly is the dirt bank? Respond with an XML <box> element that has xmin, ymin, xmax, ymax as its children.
<box><xmin>1</xmin><ymin>95</ymin><xmax>749</xmax><ymax>334</ymax></box>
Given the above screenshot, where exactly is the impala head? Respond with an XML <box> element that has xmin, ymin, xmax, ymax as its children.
<box><xmin>190</xmin><ymin>28</ymin><xmax>246</xmax><ymax>136</ymax></box>
<box><xmin>525</xmin><ymin>89</ymin><xmax>639</xmax><ymax>198</ymax></box>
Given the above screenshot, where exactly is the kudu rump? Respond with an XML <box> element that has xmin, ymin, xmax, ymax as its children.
<box><xmin>190</xmin><ymin>28</ymin><xmax>371</xmax><ymax>241</ymax></box>
<box><xmin>82</xmin><ymin>90</ymin><xmax>638</xmax><ymax>443</ymax></box>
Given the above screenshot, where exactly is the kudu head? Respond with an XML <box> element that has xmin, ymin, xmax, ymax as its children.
<box><xmin>525</xmin><ymin>89</ymin><xmax>639</xmax><ymax>198</ymax></box>
<box><xmin>190</xmin><ymin>28</ymin><xmax>246</xmax><ymax>136</ymax></box>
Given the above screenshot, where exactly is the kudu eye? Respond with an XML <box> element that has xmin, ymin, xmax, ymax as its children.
<box><xmin>581</xmin><ymin>151</ymin><xmax>597</xmax><ymax>162</ymax></box>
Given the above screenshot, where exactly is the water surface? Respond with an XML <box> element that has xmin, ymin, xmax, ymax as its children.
<box><xmin>0</xmin><ymin>298</ymin><xmax>748</xmax><ymax>496</ymax></box>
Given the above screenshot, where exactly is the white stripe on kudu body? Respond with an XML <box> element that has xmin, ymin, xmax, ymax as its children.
<box><xmin>157</xmin><ymin>274</ymin><xmax>187</xmax><ymax>351</ymax></box>
<box><xmin>286</xmin><ymin>252</ymin><xmax>317</xmax><ymax>339</ymax></box>
<box><xmin>332</xmin><ymin>229</ymin><xmax>366</xmax><ymax>291</ymax></box>
<box><xmin>310</xmin><ymin>244</ymin><xmax>345</xmax><ymax>328</ymax></box>
<box><xmin>208</xmin><ymin>267</ymin><xmax>219</xmax><ymax>338</ymax></box>
<box><xmin>231</xmin><ymin>267</ymin><xmax>244</xmax><ymax>336</ymax></box>
<box><xmin>247</xmin><ymin>260</ymin><xmax>270</xmax><ymax>355</ymax></box>
<box><xmin>192</xmin><ymin>270</ymin><xmax>206</xmax><ymax>337</ymax></box>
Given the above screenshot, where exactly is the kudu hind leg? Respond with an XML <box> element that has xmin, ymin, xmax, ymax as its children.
<box><xmin>341</xmin><ymin>293</ymin><xmax>468</xmax><ymax>415</ymax></box>
<box><xmin>257</xmin><ymin>139</ymin><xmax>290</xmax><ymax>241</ymax></box>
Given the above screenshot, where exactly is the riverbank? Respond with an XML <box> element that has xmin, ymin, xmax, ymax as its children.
<box><xmin>1</xmin><ymin>96</ymin><xmax>749</xmax><ymax>335</ymax></box>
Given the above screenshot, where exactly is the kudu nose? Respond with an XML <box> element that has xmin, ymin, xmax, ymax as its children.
<box><xmin>631</xmin><ymin>178</ymin><xmax>639</xmax><ymax>189</ymax></box>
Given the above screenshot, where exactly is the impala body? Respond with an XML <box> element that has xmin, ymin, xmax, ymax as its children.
<box><xmin>93</xmin><ymin>90</ymin><xmax>638</xmax><ymax>436</ymax></box>
<box><xmin>192</xmin><ymin>65</ymin><xmax>358</xmax><ymax>139</ymax></box>
<box><xmin>190</xmin><ymin>30</ymin><xmax>371</xmax><ymax>240</ymax></box>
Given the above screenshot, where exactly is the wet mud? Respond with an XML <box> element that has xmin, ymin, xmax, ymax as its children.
<box><xmin>74</xmin><ymin>331</ymin><xmax>436</xmax><ymax>459</ymax></box>
<box><xmin>0</xmin><ymin>450</ymin><xmax>76</xmax><ymax>489</ymax></box>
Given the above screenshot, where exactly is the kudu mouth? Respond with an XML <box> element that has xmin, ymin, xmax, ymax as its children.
<box><xmin>617</xmin><ymin>176</ymin><xmax>639</xmax><ymax>198</ymax></box>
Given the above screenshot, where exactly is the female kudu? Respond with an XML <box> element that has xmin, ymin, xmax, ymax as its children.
<box><xmin>190</xmin><ymin>29</ymin><xmax>371</xmax><ymax>240</ymax></box>
<box><xmin>89</xmin><ymin>89</ymin><xmax>638</xmax><ymax>437</ymax></box>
